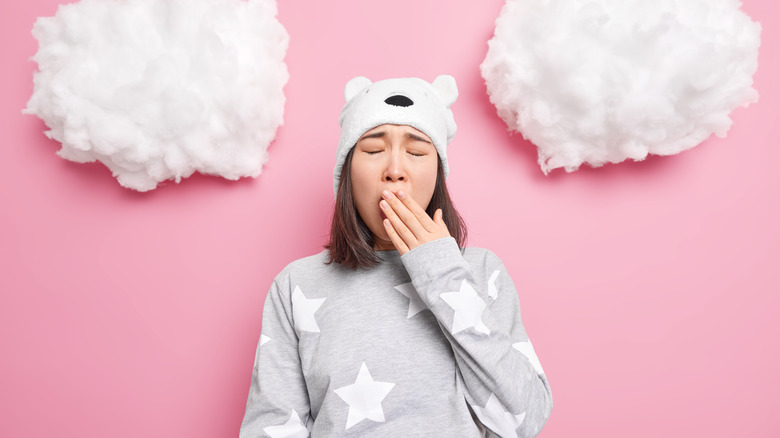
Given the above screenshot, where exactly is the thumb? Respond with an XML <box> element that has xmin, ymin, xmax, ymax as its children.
<box><xmin>434</xmin><ymin>208</ymin><xmax>446</xmax><ymax>227</ymax></box>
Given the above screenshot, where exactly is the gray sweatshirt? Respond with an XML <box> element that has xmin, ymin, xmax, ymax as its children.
<box><xmin>240</xmin><ymin>237</ymin><xmax>553</xmax><ymax>437</ymax></box>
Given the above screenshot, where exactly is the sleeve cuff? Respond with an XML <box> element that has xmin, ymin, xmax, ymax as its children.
<box><xmin>400</xmin><ymin>236</ymin><xmax>466</xmax><ymax>284</ymax></box>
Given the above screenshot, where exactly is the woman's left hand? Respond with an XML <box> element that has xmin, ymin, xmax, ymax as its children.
<box><xmin>379</xmin><ymin>189</ymin><xmax>450</xmax><ymax>255</ymax></box>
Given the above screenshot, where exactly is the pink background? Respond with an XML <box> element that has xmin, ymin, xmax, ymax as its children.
<box><xmin>2</xmin><ymin>0</ymin><xmax>778</xmax><ymax>436</ymax></box>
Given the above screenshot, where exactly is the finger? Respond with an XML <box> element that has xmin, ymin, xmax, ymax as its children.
<box><xmin>382</xmin><ymin>190</ymin><xmax>428</xmax><ymax>237</ymax></box>
<box><xmin>380</xmin><ymin>199</ymin><xmax>419</xmax><ymax>248</ymax></box>
<box><xmin>383</xmin><ymin>218</ymin><xmax>410</xmax><ymax>254</ymax></box>
<box><xmin>434</xmin><ymin>208</ymin><xmax>444</xmax><ymax>227</ymax></box>
<box><xmin>434</xmin><ymin>209</ymin><xmax>451</xmax><ymax>236</ymax></box>
<box><xmin>395</xmin><ymin>190</ymin><xmax>438</xmax><ymax>233</ymax></box>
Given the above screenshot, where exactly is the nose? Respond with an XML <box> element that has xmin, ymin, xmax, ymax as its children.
<box><xmin>383</xmin><ymin>148</ymin><xmax>407</xmax><ymax>183</ymax></box>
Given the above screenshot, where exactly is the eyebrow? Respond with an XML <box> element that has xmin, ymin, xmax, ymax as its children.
<box><xmin>358</xmin><ymin>131</ymin><xmax>433</xmax><ymax>144</ymax></box>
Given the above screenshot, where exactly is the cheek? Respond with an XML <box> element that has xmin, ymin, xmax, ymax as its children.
<box><xmin>352</xmin><ymin>186</ymin><xmax>375</xmax><ymax>221</ymax></box>
<box><xmin>413</xmin><ymin>163</ymin><xmax>439</xmax><ymax>210</ymax></box>
<box><xmin>350</xmin><ymin>161</ymin><xmax>381</xmax><ymax>223</ymax></box>
<box><xmin>350</xmin><ymin>155</ymin><xmax>377</xmax><ymax>190</ymax></box>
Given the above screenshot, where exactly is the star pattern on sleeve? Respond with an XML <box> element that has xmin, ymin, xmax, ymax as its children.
<box><xmin>488</xmin><ymin>270</ymin><xmax>500</xmax><ymax>300</ymax></box>
<box><xmin>470</xmin><ymin>393</ymin><xmax>526</xmax><ymax>438</ymax></box>
<box><xmin>394</xmin><ymin>282</ymin><xmax>427</xmax><ymax>318</ymax></box>
<box><xmin>291</xmin><ymin>285</ymin><xmax>326</xmax><ymax>334</ymax></box>
<box><xmin>254</xmin><ymin>335</ymin><xmax>272</xmax><ymax>367</ymax></box>
<box><xmin>262</xmin><ymin>409</ymin><xmax>309</xmax><ymax>438</ymax></box>
<box><xmin>440</xmin><ymin>280</ymin><xmax>491</xmax><ymax>335</ymax></box>
<box><xmin>512</xmin><ymin>341</ymin><xmax>545</xmax><ymax>375</ymax></box>
<box><xmin>334</xmin><ymin>362</ymin><xmax>395</xmax><ymax>430</ymax></box>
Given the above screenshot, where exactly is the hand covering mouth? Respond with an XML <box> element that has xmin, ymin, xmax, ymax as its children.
<box><xmin>378</xmin><ymin>195</ymin><xmax>387</xmax><ymax>221</ymax></box>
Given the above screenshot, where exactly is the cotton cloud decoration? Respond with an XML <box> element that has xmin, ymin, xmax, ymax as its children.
<box><xmin>24</xmin><ymin>0</ymin><xmax>289</xmax><ymax>191</ymax></box>
<box><xmin>481</xmin><ymin>0</ymin><xmax>761</xmax><ymax>174</ymax></box>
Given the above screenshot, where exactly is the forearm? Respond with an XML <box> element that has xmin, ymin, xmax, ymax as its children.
<box><xmin>401</xmin><ymin>237</ymin><xmax>553</xmax><ymax>437</ymax></box>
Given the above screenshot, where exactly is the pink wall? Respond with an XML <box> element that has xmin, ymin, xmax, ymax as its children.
<box><xmin>2</xmin><ymin>0</ymin><xmax>778</xmax><ymax>437</ymax></box>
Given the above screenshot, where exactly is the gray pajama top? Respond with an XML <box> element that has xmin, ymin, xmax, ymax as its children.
<box><xmin>239</xmin><ymin>237</ymin><xmax>553</xmax><ymax>437</ymax></box>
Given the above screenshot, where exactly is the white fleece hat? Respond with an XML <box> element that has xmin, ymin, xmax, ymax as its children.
<box><xmin>333</xmin><ymin>75</ymin><xmax>458</xmax><ymax>197</ymax></box>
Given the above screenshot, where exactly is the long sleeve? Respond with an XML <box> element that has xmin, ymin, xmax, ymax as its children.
<box><xmin>240</xmin><ymin>278</ymin><xmax>312</xmax><ymax>438</ymax></box>
<box><xmin>400</xmin><ymin>237</ymin><xmax>553</xmax><ymax>438</ymax></box>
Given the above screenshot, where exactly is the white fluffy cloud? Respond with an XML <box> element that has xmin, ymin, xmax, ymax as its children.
<box><xmin>481</xmin><ymin>0</ymin><xmax>761</xmax><ymax>174</ymax></box>
<box><xmin>25</xmin><ymin>0</ymin><xmax>289</xmax><ymax>191</ymax></box>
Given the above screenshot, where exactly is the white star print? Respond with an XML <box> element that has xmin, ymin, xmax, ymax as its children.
<box><xmin>440</xmin><ymin>280</ymin><xmax>491</xmax><ymax>335</ymax></box>
<box><xmin>470</xmin><ymin>393</ymin><xmax>526</xmax><ymax>438</ymax></box>
<box><xmin>262</xmin><ymin>409</ymin><xmax>309</xmax><ymax>438</ymax></box>
<box><xmin>488</xmin><ymin>270</ymin><xmax>500</xmax><ymax>299</ymax></box>
<box><xmin>291</xmin><ymin>285</ymin><xmax>325</xmax><ymax>334</ymax></box>
<box><xmin>334</xmin><ymin>362</ymin><xmax>395</xmax><ymax>429</ymax></box>
<box><xmin>254</xmin><ymin>335</ymin><xmax>272</xmax><ymax>367</ymax></box>
<box><xmin>513</xmin><ymin>341</ymin><xmax>545</xmax><ymax>375</ymax></box>
<box><xmin>394</xmin><ymin>282</ymin><xmax>427</xmax><ymax>318</ymax></box>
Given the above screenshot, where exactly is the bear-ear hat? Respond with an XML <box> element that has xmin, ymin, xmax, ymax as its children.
<box><xmin>333</xmin><ymin>75</ymin><xmax>458</xmax><ymax>197</ymax></box>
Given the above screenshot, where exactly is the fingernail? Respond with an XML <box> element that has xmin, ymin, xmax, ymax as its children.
<box><xmin>397</xmin><ymin>190</ymin><xmax>406</xmax><ymax>199</ymax></box>
<box><xmin>382</xmin><ymin>190</ymin><xmax>392</xmax><ymax>199</ymax></box>
<box><xmin>380</xmin><ymin>200</ymin><xmax>389</xmax><ymax>209</ymax></box>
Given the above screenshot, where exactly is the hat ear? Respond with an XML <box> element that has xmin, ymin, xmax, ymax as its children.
<box><xmin>344</xmin><ymin>76</ymin><xmax>372</xmax><ymax>102</ymax></box>
<box><xmin>432</xmin><ymin>75</ymin><xmax>458</xmax><ymax>107</ymax></box>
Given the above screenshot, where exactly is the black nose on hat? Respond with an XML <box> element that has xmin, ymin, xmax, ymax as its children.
<box><xmin>385</xmin><ymin>95</ymin><xmax>414</xmax><ymax>107</ymax></box>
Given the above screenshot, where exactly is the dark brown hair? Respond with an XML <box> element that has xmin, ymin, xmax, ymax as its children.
<box><xmin>326</xmin><ymin>147</ymin><xmax>467</xmax><ymax>269</ymax></box>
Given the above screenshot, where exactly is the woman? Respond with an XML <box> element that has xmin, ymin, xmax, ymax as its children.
<box><xmin>240</xmin><ymin>76</ymin><xmax>553</xmax><ymax>437</ymax></box>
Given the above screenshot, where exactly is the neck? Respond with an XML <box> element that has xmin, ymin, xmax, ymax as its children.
<box><xmin>373</xmin><ymin>236</ymin><xmax>396</xmax><ymax>251</ymax></box>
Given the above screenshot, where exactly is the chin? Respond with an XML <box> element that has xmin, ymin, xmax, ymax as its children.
<box><xmin>368</xmin><ymin>223</ymin><xmax>389</xmax><ymax>242</ymax></box>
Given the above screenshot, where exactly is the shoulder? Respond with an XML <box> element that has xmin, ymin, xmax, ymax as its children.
<box><xmin>275</xmin><ymin>250</ymin><xmax>335</xmax><ymax>281</ymax></box>
<box><xmin>271</xmin><ymin>249</ymin><xmax>360</xmax><ymax>293</ymax></box>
